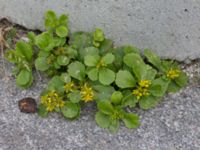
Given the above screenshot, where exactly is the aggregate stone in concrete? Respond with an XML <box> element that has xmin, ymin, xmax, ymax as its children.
<box><xmin>0</xmin><ymin>61</ymin><xmax>200</xmax><ymax>150</ymax></box>
<box><xmin>1</xmin><ymin>0</ymin><xmax>200</xmax><ymax>61</ymax></box>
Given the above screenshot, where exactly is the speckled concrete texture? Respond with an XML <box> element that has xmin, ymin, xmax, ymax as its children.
<box><xmin>1</xmin><ymin>0</ymin><xmax>200</xmax><ymax>61</ymax></box>
<box><xmin>0</xmin><ymin>60</ymin><xmax>200</xmax><ymax>150</ymax></box>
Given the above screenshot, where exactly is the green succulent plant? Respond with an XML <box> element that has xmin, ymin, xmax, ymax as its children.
<box><xmin>5</xmin><ymin>41</ymin><xmax>33</xmax><ymax>88</ymax></box>
<box><xmin>5</xmin><ymin>10</ymin><xmax>188</xmax><ymax>133</ymax></box>
<box><xmin>84</xmin><ymin>52</ymin><xmax>115</xmax><ymax>85</ymax></box>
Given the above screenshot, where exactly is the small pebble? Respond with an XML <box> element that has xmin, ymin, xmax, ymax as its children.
<box><xmin>18</xmin><ymin>97</ymin><xmax>37</xmax><ymax>113</ymax></box>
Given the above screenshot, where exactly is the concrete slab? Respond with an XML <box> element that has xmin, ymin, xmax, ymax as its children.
<box><xmin>0</xmin><ymin>60</ymin><xmax>200</xmax><ymax>150</ymax></box>
<box><xmin>0</xmin><ymin>0</ymin><xmax>200</xmax><ymax>61</ymax></box>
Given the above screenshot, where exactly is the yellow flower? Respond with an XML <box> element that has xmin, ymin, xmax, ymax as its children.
<box><xmin>96</xmin><ymin>59</ymin><xmax>106</xmax><ymax>69</ymax></box>
<box><xmin>139</xmin><ymin>80</ymin><xmax>151</xmax><ymax>88</ymax></box>
<box><xmin>80</xmin><ymin>83</ymin><xmax>94</xmax><ymax>102</ymax></box>
<box><xmin>167</xmin><ymin>69</ymin><xmax>180</xmax><ymax>79</ymax></box>
<box><xmin>41</xmin><ymin>91</ymin><xmax>64</xmax><ymax>112</ymax></box>
<box><xmin>64</xmin><ymin>82</ymin><xmax>75</xmax><ymax>93</ymax></box>
<box><xmin>132</xmin><ymin>88</ymin><xmax>143</xmax><ymax>100</ymax></box>
<box><xmin>133</xmin><ymin>80</ymin><xmax>151</xmax><ymax>100</ymax></box>
<box><xmin>142</xmin><ymin>88</ymin><xmax>150</xmax><ymax>96</ymax></box>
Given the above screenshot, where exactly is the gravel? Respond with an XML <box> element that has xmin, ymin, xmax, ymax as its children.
<box><xmin>0</xmin><ymin>59</ymin><xmax>200</xmax><ymax>150</ymax></box>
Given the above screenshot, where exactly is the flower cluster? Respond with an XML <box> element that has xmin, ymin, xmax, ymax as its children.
<box><xmin>132</xmin><ymin>80</ymin><xmax>151</xmax><ymax>100</ymax></box>
<box><xmin>64</xmin><ymin>82</ymin><xmax>75</xmax><ymax>93</ymax></box>
<box><xmin>41</xmin><ymin>91</ymin><xmax>64</xmax><ymax>112</ymax></box>
<box><xmin>167</xmin><ymin>68</ymin><xmax>180</xmax><ymax>79</ymax></box>
<box><xmin>80</xmin><ymin>84</ymin><xmax>94</xmax><ymax>102</ymax></box>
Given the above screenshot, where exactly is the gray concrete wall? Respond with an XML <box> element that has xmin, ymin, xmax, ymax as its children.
<box><xmin>0</xmin><ymin>0</ymin><xmax>200</xmax><ymax>61</ymax></box>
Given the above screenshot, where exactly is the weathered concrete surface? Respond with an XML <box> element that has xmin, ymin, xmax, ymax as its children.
<box><xmin>0</xmin><ymin>60</ymin><xmax>200</xmax><ymax>150</ymax></box>
<box><xmin>1</xmin><ymin>0</ymin><xmax>200</xmax><ymax>61</ymax></box>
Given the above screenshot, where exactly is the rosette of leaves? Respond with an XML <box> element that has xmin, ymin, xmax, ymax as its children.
<box><xmin>45</xmin><ymin>10</ymin><xmax>69</xmax><ymax>37</ymax></box>
<box><xmin>84</xmin><ymin>52</ymin><xmax>116</xmax><ymax>85</ymax></box>
<box><xmin>38</xmin><ymin>73</ymin><xmax>80</xmax><ymax>119</ymax></box>
<box><xmin>143</xmin><ymin>49</ymin><xmax>188</xmax><ymax>92</ymax></box>
<box><xmin>95</xmin><ymin>91</ymin><xmax>140</xmax><ymax>132</ymax></box>
<box><xmin>112</xmin><ymin>45</ymin><xmax>140</xmax><ymax>70</ymax></box>
<box><xmin>34</xmin><ymin>11</ymin><xmax>72</xmax><ymax>75</ymax></box>
<box><xmin>93</xmin><ymin>28</ymin><xmax>105</xmax><ymax>47</ymax></box>
<box><xmin>34</xmin><ymin>11</ymin><xmax>68</xmax><ymax>52</ymax></box>
<box><xmin>69</xmin><ymin>31</ymin><xmax>93</xmax><ymax>52</ymax></box>
<box><xmin>116</xmin><ymin>52</ymin><xmax>169</xmax><ymax>109</ymax></box>
<box><xmin>5</xmin><ymin>41</ymin><xmax>33</xmax><ymax>88</ymax></box>
<box><xmin>92</xmin><ymin>84</ymin><xmax>115</xmax><ymax>102</ymax></box>
<box><xmin>35</xmin><ymin>46</ymin><xmax>77</xmax><ymax>76</ymax></box>
<box><xmin>92</xmin><ymin>28</ymin><xmax>114</xmax><ymax>55</ymax></box>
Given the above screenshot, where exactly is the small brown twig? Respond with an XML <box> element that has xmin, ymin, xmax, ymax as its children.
<box><xmin>0</xmin><ymin>27</ymin><xmax>11</xmax><ymax>77</ymax></box>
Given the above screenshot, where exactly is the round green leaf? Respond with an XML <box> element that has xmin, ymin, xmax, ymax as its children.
<box><xmin>79</xmin><ymin>46</ymin><xmax>99</xmax><ymax>60</ymax></box>
<box><xmin>54</xmin><ymin>61</ymin><xmax>61</xmax><ymax>69</ymax></box>
<box><xmin>111</xmin><ymin>91</ymin><xmax>123</xmax><ymax>105</ymax></box>
<box><xmin>99</xmin><ymin>68</ymin><xmax>115</xmax><ymax>85</ymax></box>
<box><xmin>59</xmin><ymin>14</ymin><xmax>68</xmax><ymax>25</ymax></box>
<box><xmin>38</xmin><ymin>50</ymin><xmax>50</xmax><ymax>57</ymax></box>
<box><xmin>93</xmin><ymin>28</ymin><xmax>104</xmax><ymax>42</ymax></box>
<box><xmin>93</xmin><ymin>41</ymin><xmax>100</xmax><ymax>47</ymax></box>
<box><xmin>167</xmin><ymin>81</ymin><xmax>181</xmax><ymax>93</ymax></box>
<box><xmin>61</xmin><ymin>102</ymin><xmax>80</xmax><ymax>119</ymax></box>
<box><xmin>60</xmin><ymin>73</ymin><xmax>71</xmax><ymax>83</ymax></box>
<box><xmin>175</xmin><ymin>72</ymin><xmax>188</xmax><ymax>87</ymax></box>
<box><xmin>99</xmin><ymin>39</ymin><xmax>113</xmax><ymax>54</ymax></box>
<box><xmin>122</xmin><ymin>113</ymin><xmax>140</xmax><ymax>129</ymax></box>
<box><xmin>67</xmin><ymin>47</ymin><xmax>78</xmax><ymax>58</ymax></box>
<box><xmin>16</xmin><ymin>41</ymin><xmax>33</xmax><ymax>61</ymax></box>
<box><xmin>47</xmin><ymin>76</ymin><xmax>64</xmax><ymax>92</ymax></box>
<box><xmin>108</xmin><ymin>119</ymin><xmax>120</xmax><ymax>133</ymax></box>
<box><xmin>84</xmin><ymin>55</ymin><xmax>100</xmax><ymax>67</ymax></box>
<box><xmin>35</xmin><ymin>57</ymin><xmax>50</xmax><ymax>71</ymax></box>
<box><xmin>123</xmin><ymin>53</ymin><xmax>144</xmax><ymax>68</ymax></box>
<box><xmin>21</xmin><ymin>72</ymin><xmax>33</xmax><ymax>89</ymax></box>
<box><xmin>95</xmin><ymin>111</ymin><xmax>111</xmax><ymax>128</ymax></box>
<box><xmin>68</xmin><ymin>61</ymin><xmax>85</xmax><ymax>81</ymax></box>
<box><xmin>150</xmin><ymin>84</ymin><xmax>162</xmax><ymax>96</ymax></box>
<box><xmin>124</xmin><ymin>53</ymin><xmax>146</xmax><ymax>80</ymax></box>
<box><xmin>18</xmin><ymin>71</ymin><xmax>33</xmax><ymax>89</ymax></box>
<box><xmin>139</xmin><ymin>96</ymin><xmax>160</xmax><ymax>110</ymax></box>
<box><xmin>102</xmin><ymin>53</ymin><xmax>115</xmax><ymax>64</ymax></box>
<box><xmin>93</xmin><ymin>85</ymin><xmax>115</xmax><ymax>102</ymax></box>
<box><xmin>122</xmin><ymin>93</ymin><xmax>138</xmax><ymax>108</ymax></box>
<box><xmin>16</xmin><ymin>69</ymin><xmax>31</xmax><ymax>86</ymax></box>
<box><xmin>70</xmin><ymin>32</ymin><xmax>93</xmax><ymax>50</ymax></box>
<box><xmin>123</xmin><ymin>45</ymin><xmax>140</xmax><ymax>54</ymax></box>
<box><xmin>53</xmin><ymin>37</ymin><xmax>66</xmax><ymax>47</ymax></box>
<box><xmin>143</xmin><ymin>66</ymin><xmax>157</xmax><ymax>80</ymax></box>
<box><xmin>115</xmin><ymin>70</ymin><xmax>135</xmax><ymax>88</ymax></box>
<box><xmin>45</xmin><ymin>10</ymin><xmax>57</xmax><ymax>28</ymax></box>
<box><xmin>35</xmin><ymin>32</ymin><xmax>54</xmax><ymax>51</ymax></box>
<box><xmin>87</xmin><ymin>68</ymin><xmax>98</xmax><ymax>81</ymax></box>
<box><xmin>144</xmin><ymin>49</ymin><xmax>161</xmax><ymax>70</ymax></box>
<box><xmin>57</xmin><ymin>55</ymin><xmax>70</xmax><ymax>66</ymax></box>
<box><xmin>56</xmin><ymin>26</ymin><xmax>68</xmax><ymax>37</ymax></box>
<box><xmin>150</xmin><ymin>78</ymin><xmax>169</xmax><ymax>97</ymax></box>
<box><xmin>97</xmin><ymin>101</ymin><xmax>114</xmax><ymax>115</ymax></box>
<box><xmin>68</xmin><ymin>90</ymin><xmax>81</xmax><ymax>103</ymax></box>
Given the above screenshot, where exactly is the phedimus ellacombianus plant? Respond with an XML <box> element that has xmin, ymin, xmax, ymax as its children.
<box><xmin>5</xmin><ymin>10</ymin><xmax>188</xmax><ymax>133</ymax></box>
